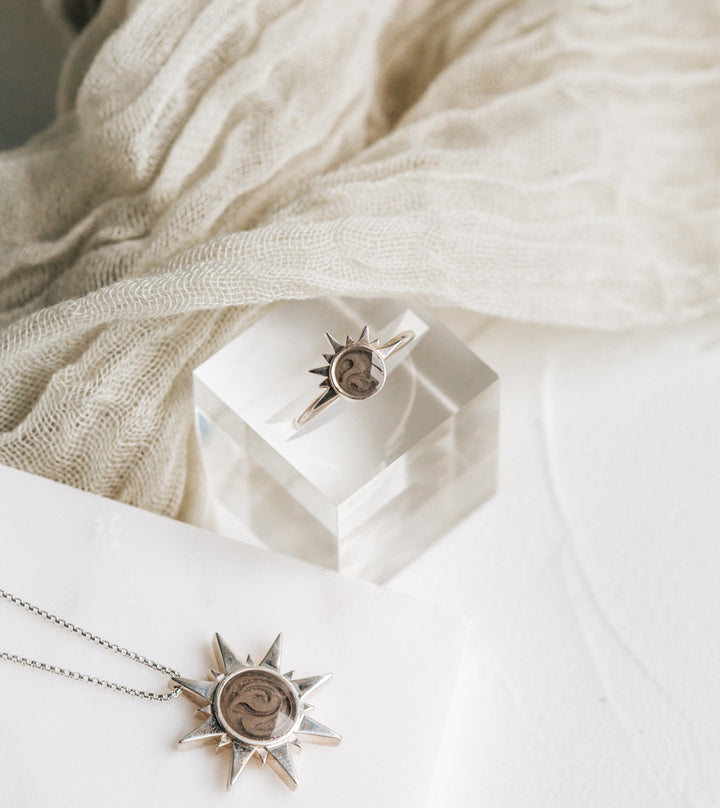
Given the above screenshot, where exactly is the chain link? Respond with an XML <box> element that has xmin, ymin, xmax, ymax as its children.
<box><xmin>0</xmin><ymin>588</ymin><xmax>182</xmax><ymax>702</ymax></box>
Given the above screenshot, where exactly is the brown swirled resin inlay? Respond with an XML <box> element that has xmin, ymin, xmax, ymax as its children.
<box><xmin>218</xmin><ymin>669</ymin><xmax>298</xmax><ymax>742</ymax></box>
<box><xmin>332</xmin><ymin>346</ymin><xmax>384</xmax><ymax>399</ymax></box>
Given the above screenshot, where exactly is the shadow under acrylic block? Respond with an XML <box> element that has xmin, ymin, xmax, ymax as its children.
<box><xmin>193</xmin><ymin>297</ymin><xmax>498</xmax><ymax>582</ymax></box>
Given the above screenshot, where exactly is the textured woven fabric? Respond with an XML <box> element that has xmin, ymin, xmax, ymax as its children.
<box><xmin>1</xmin><ymin>0</ymin><xmax>719</xmax><ymax>523</ymax></box>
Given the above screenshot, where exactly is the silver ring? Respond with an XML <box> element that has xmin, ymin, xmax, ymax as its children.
<box><xmin>294</xmin><ymin>325</ymin><xmax>415</xmax><ymax>428</ymax></box>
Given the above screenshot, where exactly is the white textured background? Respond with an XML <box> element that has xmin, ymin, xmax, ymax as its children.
<box><xmin>390</xmin><ymin>315</ymin><xmax>720</xmax><ymax>807</ymax></box>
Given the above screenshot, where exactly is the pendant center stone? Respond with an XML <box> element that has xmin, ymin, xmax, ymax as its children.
<box><xmin>332</xmin><ymin>346</ymin><xmax>385</xmax><ymax>400</ymax></box>
<box><xmin>216</xmin><ymin>669</ymin><xmax>298</xmax><ymax>743</ymax></box>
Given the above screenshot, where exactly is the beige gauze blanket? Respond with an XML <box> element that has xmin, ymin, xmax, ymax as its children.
<box><xmin>1</xmin><ymin>0</ymin><xmax>719</xmax><ymax>525</ymax></box>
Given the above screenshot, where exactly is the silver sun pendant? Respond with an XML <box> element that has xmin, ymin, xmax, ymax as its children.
<box><xmin>172</xmin><ymin>634</ymin><xmax>341</xmax><ymax>791</ymax></box>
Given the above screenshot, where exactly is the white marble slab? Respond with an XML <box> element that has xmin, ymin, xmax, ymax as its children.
<box><xmin>0</xmin><ymin>467</ymin><xmax>468</xmax><ymax>807</ymax></box>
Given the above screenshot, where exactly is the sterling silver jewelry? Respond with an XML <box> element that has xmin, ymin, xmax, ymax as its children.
<box><xmin>295</xmin><ymin>325</ymin><xmax>415</xmax><ymax>427</ymax></box>
<box><xmin>174</xmin><ymin>633</ymin><xmax>340</xmax><ymax>790</ymax></box>
<box><xmin>0</xmin><ymin>587</ymin><xmax>340</xmax><ymax>792</ymax></box>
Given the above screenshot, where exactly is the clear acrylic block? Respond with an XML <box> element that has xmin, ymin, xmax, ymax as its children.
<box><xmin>194</xmin><ymin>297</ymin><xmax>498</xmax><ymax>581</ymax></box>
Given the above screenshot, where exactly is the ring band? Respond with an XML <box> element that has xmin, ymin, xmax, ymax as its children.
<box><xmin>294</xmin><ymin>326</ymin><xmax>415</xmax><ymax>428</ymax></box>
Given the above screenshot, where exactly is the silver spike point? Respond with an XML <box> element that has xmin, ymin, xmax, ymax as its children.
<box><xmin>179</xmin><ymin>716</ymin><xmax>225</xmax><ymax>748</ymax></box>
<box><xmin>172</xmin><ymin>675</ymin><xmax>217</xmax><ymax>703</ymax></box>
<box><xmin>297</xmin><ymin>715</ymin><xmax>342</xmax><ymax>746</ymax></box>
<box><xmin>214</xmin><ymin>633</ymin><xmax>244</xmax><ymax>675</ymax></box>
<box><xmin>229</xmin><ymin>743</ymin><xmax>254</xmax><ymax>789</ymax></box>
<box><xmin>260</xmin><ymin>634</ymin><xmax>282</xmax><ymax>670</ymax></box>
<box><xmin>293</xmin><ymin>672</ymin><xmax>332</xmax><ymax>700</ymax></box>
<box><xmin>268</xmin><ymin>743</ymin><xmax>298</xmax><ymax>791</ymax></box>
<box><xmin>325</xmin><ymin>332</ymin><xmax>342</xmax><ymax>352</ymax></box>
<box><xmin>315</xmin><ymin>387</ymin><xmax>337</xmax><ymax>408</ymax></box>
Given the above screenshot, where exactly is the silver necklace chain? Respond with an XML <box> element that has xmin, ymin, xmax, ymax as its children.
<box><xmin>0</xmin><ymin>588</ymin><xmax>182</xmax><ymax>702</ymax></box>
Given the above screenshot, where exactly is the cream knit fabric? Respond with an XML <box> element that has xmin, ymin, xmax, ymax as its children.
<box><xmin>1</xmin><ymin>0</ymin><xmax>718</xmax><ymax>523</ymax></box>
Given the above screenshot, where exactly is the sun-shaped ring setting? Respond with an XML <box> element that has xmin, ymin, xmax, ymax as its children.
<box><xmin>173</xmin><ymin>634</ymin><xmax>341</xmax><ymax>791</ymax></box>
<box><xmin>295</xmin><ymin>325</ymin><xmax>415</xmax><ymax>427</ymax></box>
